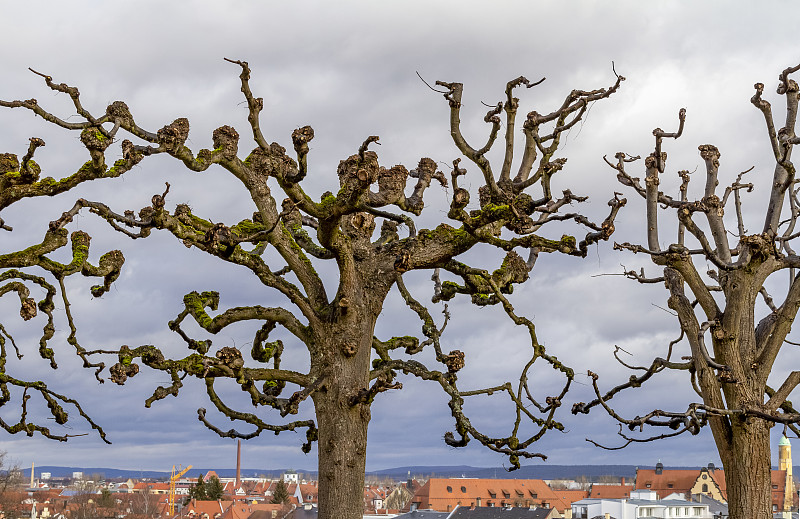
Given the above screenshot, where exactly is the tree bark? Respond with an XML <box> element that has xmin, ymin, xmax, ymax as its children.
<box><xmin>717</xmin><ymin>418</ymin><xmax>773</xmax><ymax>519</ymax></box>
<box><xmin>312</xmin><ymin>312</ymin><xmax>377</xmax><ymax>519</ymax></box>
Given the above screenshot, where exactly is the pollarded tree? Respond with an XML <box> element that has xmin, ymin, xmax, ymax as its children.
<box><xmin>0</xmin><ymin>62</ymin><xmax>624</xmax><ymax>519</ymax></box>
<box><xmin>574</xmin><ymin>63</ymin><xmax>800</xmax><ymax>519</ymax></box>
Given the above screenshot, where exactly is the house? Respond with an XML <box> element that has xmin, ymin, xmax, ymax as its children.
<box><xmin>133</xmin><ymin>482</ymin><xmax>171</xmax><ymax>495</ymax></box>
<box><xmin>183</xmin><ymin>499</ymin><xmax>233</xmax><ymax>518</ymax></box>
<box><xmin>408</xmin><ymin>479</ymin><xmax>565</xmax><ymax>515</ymax></box>
<box><xmin>588</xmin><ymin>478</ymin><xmax>633</xmax><ymax>500</ymax></box>
<box><xmin>448</xmin><ymin>506</ymin><xmax>558</xmax><ymax>518</ymax></box>
<box><xmin>297</xmin><ymin>483</ymin><xmax>318</xmax><ymax>506</ymax></box>
<box><xmin>220</xmin><ymin>501</ymin><xmax>288</xmax><ymax>519</ymax></box>
<box><xmin>635</xmin><ymin>462</ymin><xmax>790</xmax><ymax>514</ymax></box>
<box><xmin>364</xmin><ymin>485</ymin><xmax>390</xmax><ymax>513</ymax></box>
<box><xmin>551</xmin><ymin>489</ymin><xmax>589</xmax><ymax>512</ymax></box>
<box><xmin>571</xmin><ymin>489</ymin><xmax>715</xmax><ymax>519</ymax></box>
<box><xmin>394</xmin><ymin>507</ymin><xmax>557</xmax><ymax>519</ymax></box>
<box><xmin>394</xmin><ymin>511</ymin><xmax>449</xmax><ymax>519</ymax></box>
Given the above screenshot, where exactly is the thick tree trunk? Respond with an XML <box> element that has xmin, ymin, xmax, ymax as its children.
<box><xmin>718</xmin><ymin>419</ymin><xmax>773</xmax><ymax>519</ymax></box>
<box><xmin>312</xmin><ymin>315</ymin><xmax>376</xmax><ymax>519</ymax></box>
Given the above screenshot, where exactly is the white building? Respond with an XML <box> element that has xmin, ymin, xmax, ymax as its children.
<box><xmin>572</xmin><ymin>489</ymin><xmax>714</xmax><ymax>519</ymax></box>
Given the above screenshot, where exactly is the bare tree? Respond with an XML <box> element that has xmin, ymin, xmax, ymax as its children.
<box><xmin>128</xmin><ymin>485</ymin><xmax>160</xmax><ymax>519</ymax></box>
<box><xmin>574</xmin><ymin>63</ymin><xmax>800</xmax><ymax>519</ymax></box>
<box><xmin>0</xmin><ymin>451</ymin><xmax>23</xmax><ymax>519</ymax></box>
<box><xmin>0</xmin><ymin>63</ymin><xmax>624</xmax><ymax>519</ymax></box>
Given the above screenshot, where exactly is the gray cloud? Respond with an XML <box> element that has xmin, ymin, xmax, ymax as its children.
<box><xmin>2</xmin><ymin>0</ymin><xmax>799</xmax><ymax>474</ymax></box>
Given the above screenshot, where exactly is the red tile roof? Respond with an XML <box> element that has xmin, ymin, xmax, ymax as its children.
<box><xmin>410</xmin><ymin>478</ymin><xmax>564</xmax><ymax>512</ymax></box>
<box><xmin>589</xmin><ymin>484</ymin><xmax>633</xmax><ymax>499</ymax></box>
<box><xmin>551</xmin><ymin>489</ymin><xmax>589</xmax><ymax>509</ymax></box>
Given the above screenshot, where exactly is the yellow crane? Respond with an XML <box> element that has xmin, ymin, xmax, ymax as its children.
<box><xmin>168</xmin><ymin>465</ymin><xmax>192</xmax><ymax>516</ymax></box>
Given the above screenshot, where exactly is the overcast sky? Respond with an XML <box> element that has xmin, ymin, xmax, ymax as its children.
<box><xmin>3</xmin><ymin>0</ymin><xmax>800</xmax><ymax>476</ymax></box>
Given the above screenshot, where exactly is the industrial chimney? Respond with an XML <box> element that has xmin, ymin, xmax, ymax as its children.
<box><xmin>236</xmin><ymin>440</ymin><xmax>241</xmax><ymax>488</ymax></box>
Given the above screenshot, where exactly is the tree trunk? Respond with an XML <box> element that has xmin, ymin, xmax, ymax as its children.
<box><xmin>312</xmin><ymin>316</ymin><xmax>376</xmax><ymax>519</ymax></box>
<box><xmin>718</xmin><ymin>418</ymin><xmax>773</xmax><ymax>519</ymax></box>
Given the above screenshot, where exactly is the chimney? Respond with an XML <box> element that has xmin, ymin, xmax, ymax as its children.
<box><xmin>655</xmin><ymin>462</ymin><xmax>663</xmax><ymax>475</ymax></box>
<box><xmin>621</xmin><ymin>477</ymin><xmax>625</xmax><ymax>485</ymax></box>
<box><xmin>707</xmin><ymin>462</ymin><xmax>716</xmax><ymax>473</ymax></box>
<box><xmin>236</xmin><ymin>440</ymin><xmax>241</xmax><ymax>488</ymax></box>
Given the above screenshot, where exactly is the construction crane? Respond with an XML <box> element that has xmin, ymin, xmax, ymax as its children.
<box><xmin>168</xmin><ymin>465</ymin><xmax>192</xmax><ymax>516</ymax></box>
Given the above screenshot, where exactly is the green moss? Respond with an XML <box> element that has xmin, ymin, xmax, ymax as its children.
<box><xmin>318</xmin><ymin>192</ymin><xmax>337</xmax><ymax>212</ymax></box>
<box><xmin>281</xmin><ymin>225</ymin><xmax>318</xmax><ymax>277</ymax></box>
<box><xmin>482</xmin><ymin>203</ymin><xmax>511</xmax><ymax>217</ymax></box>
<box><xmin>107</xmin><ymin>159</ymin><xmax>129</xmax><ymax>177</ymax></box>
<box><xmin>252</xmin><ymin>339</ymin><xmax>281</xmax><ymax>363</ymax></box>
<box><xmin>231</xmin><ymin>219</ymin><xmax>264</xmax><ymax>238</ymax></box>
<box><xmin>183</xmin><ymin>291</ymin><xmax>217</xmax><ymax>330</ymax></box>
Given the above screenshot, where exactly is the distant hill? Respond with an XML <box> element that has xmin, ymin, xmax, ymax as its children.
<box><xmin>21</xmin><ymin>464</ymin><xmax>800</xmax><ymax>482</ymax></box>
<box><xmin>20</xmin><ymin>467</ymin><xmax>308</xmax><ymax>480</ymax></box>
<box><xmin>370</xmin><ymin>465</ymin><xmax>640</xmax><ymax>481</ymax></box>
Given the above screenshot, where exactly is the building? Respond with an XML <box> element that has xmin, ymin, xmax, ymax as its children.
<box><xmin>779</xmin><ymin>435</ymin><xmax>794</xmax><ymax>515</ymax></box>
<box><xmin>635</xmin><ymin>442</ymin><xmax>794</xmax><ymax>516</ymax></box>
<box><xmin>408</xmin><ymin>478</ymin><xmax>565</xmax><ymax>515</ymax></box>
<box><xmin>588</xmin><ymin>479</ymin><xmax>633</xmax><ymax>500</ymax></box>
<box><xmin>572</xmin><ymin>489</ymin><xmax>715</xmax><ymax>519</ymax></box>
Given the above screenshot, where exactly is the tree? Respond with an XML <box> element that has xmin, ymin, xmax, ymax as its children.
<box><xmin>0</xmin><ymin>63</ymin><xmax>624</xmax><ymax>519</ymax></box>
<box><xmin>185</xmin><ymin>475</ymin><xmax>207</xmax><ymax>502</ymax></box>
<box><xmin>205</xmin><ymin>476</ymin><xmax>224</xmax><ymax>501</ymax></box>
<box><xmin>0</xmin><ymin>451</ymin><xmax>23</xmax><ymax>519</ymax></box>
<box><xmin>129</xmin><ymin>485</ymin><xmax>160</xmax><ymax>519</ymax></box>
<box><xmin>270</xmin><ymin>480</ymin><xmax>290</xmax><ymax>505</ymax></box>
<box><xmin>69</xmin><ymin>490</ymin><xmax>101</xmax><ymax>519</ymax></box>
<box><xmin>574</xmin><ymin>62</ymin><xmax>800</xmax><ymax>519</ymax></box>
<box><xmin>97</xmin><ymin>489</ymin><xmax>114</xmax><ymax>508</ymax></box>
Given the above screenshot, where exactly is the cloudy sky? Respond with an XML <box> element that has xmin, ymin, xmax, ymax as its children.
<box><xmin>3</xmin><ymin>0</ymin><xmax>800</xmax><ymax>476</ymax></box>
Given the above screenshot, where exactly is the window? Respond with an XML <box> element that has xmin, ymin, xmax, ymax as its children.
<box><xmin>702</xmin><ymin>484</ymin><xmax>708</xmax><ymax>492</ymax></box>
<box><xmin>668</xmin><ymin>483</ymin><xmax>674</xmax><ymax>488</ymax></box>
<box><xmin>446</xmin><ymin>486</ymin><xmax>452</xmax><ymax>493</ymax></box>
<box><xmin>529</xmin><ymin>491</ymin><xmax>537</xmax><ymax>499</ymax></box>
<box><xmin>773</xmin><ymin>484</ymin><xmax>778</xmax><ymax>489</ymax></box>
<box><xmin>701</xmin><ymin>474</ymin><xmax>707</xmax><ymax>480</ymax></box>
<box><xmin>489</xmin><ymin>491</ymin><xmax>496</xmax><ymax>499</ymax></box>
<box><xmin>646</xmin><ymin>484</ymin><xmax>651</xmax><ymax>488</ymax></box>
<box><xmin>461</xmin><ymin>486</ymin><xmax>467</xmax><ymax>493</ymax></box>
<box><xmin>503</xmin><ymin>491</ymin><xmax>510</xmax><ymax>498</ymax></box>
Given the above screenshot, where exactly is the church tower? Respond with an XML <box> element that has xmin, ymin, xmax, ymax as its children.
<box><xmin>779</xmin><ymin>435</ymin><xmax>793</xmax><ymax>514</ymax></box>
